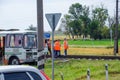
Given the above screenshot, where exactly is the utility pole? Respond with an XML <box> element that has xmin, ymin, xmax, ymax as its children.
<box><xmin>114</xmin><ymin>0</ymin><xmax>119</xmax><ymax>55</ymax></box>
<box><xmin>37</xmin><ymin>0</ymin><xmax>44</xmax><ymax>70</ymax></box>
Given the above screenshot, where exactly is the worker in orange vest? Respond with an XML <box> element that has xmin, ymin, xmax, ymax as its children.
<box><xmin>54</xmin><ymin>39</ymin><xmax>61</xmax><ymax>57</ymax></box>
<box><xmin>63</xmin><ymin>38</ymin><xmax>68</xmax><ymax>56</ymax></box>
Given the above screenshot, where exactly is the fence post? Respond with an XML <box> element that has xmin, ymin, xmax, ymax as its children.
<box><xmin>60</xmin><ymin>72</ymin><xmax>64</xmax><ymax>80</ymax></box>
<box><xmin>105</xmin><ymin>64</ymin><xmax>109</xmax><ymax>80</ymax></box>
<box><xmin>87</xmin><ymin>69</ymin><xmax>90</xmax><ymax>80</ymax></box>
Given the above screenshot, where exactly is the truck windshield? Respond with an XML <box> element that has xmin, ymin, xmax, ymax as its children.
<box><xmin>23</xmin><ymin>34</ymin><xmax>37</xmax><ymax>49</ymax></box>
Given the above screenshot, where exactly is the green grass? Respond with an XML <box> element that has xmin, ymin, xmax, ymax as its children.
<box><xmin>42</xmin><ymin>39</ymin><xmax>120</xmax><ymax>80</ymax></box>
<box><xmin>68</xmin><ymin>39</ymin><xmax>112</xmax><ymax>45</ymax></box>
<box><xmin>59</xmin><ymin>39</ymin><xmax>120</xmax><ymax>48</ymax></box>
<box><xmin>44</xmin><ymin>59</ymin><xmax>120</xmax><ymax>80</ymax></box>
<box><xmin>44</xmin><ymin>39</ymin><xmax>120</xmax><ymax>79</ymax></box>
<box><xmin>60</xmin><ymin>39</ymin><xmax>114</xmax><ymax>48</ymax></box>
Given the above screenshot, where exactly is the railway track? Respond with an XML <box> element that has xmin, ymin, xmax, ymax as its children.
<box><xmin>47</xmin><ymin>55</ymin><xmax>120</xmax><ymax>60</ymax></box>
<box><xmin>1</xmin><ymin>55</ymin><xmax>120</xmax><ymax>65</ymax></box>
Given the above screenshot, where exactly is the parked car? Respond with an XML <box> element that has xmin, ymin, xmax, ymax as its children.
<box><xmin>0</xmin><ymin>65</ymin><xmax>50</xmax><ymax>80</ymax></box>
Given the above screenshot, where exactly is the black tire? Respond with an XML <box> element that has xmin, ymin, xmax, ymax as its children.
<box><xmin>9</xmin><ymin>57</ymin><xmax>20</xmax><ymax>65</ymax></box>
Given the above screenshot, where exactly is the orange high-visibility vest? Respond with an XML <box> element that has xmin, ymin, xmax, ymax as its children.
<box><xmin>54</xmin><ymin>41</ymin><xmax>61</xmax><ymax>50</ymax></box>
<box><xmin>64</xmin><ymin>40</ymin><xmax>68</xmax><ymax>50</ymax></box>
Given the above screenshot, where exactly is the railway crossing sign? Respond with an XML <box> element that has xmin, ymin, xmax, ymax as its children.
<box><xmin>45</xmin><ymin>13</ymin><xmax>61</xmax><ymax>31</ymax></box>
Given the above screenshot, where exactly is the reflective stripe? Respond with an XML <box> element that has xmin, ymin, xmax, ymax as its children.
<box><xmin>38</xmin><ymin>64</ymin><xmax>44</xmax><ymax>71</ymax></box>
<box><xmin>38</xmin><ymin>59</ymin><xmax>44</xmax><ymax>66</ymax></box>
<box><xmin>37</xmin><ymin>50</ymin><xmax>44</xmax><ymax>70</ymax></box>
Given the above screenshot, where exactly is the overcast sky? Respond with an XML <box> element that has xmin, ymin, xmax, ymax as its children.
<box><xmin>0</xmin><ymin>0</ymin><xmax>116</xmax><ymax>31</ymax></box>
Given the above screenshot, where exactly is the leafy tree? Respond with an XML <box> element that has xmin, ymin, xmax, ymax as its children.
<box><xmin>68</xmin><ymin>3</ymin><xmax>83</xmax><ymax>39</ymax></box>
<box><xmin>62</xmin><ymin>3</ymin><xmax>110</xmax><ymax>40</ymax></box>
<box><xmin>108</xmin><ymin>15</ymin><xmax>120</xmax><ymax>39</ymax></box>
<box><xmin>26</xmin><ymin>24</ymin><xmax>37</xmax><ymax>31</ymax></box>
<box><xmin>92</xmin><ymin>5</ymin><xmax>108</xmax><ymax>27</ymax></box>
<box><xmin>69</xmin><ymin>20</ymin><xmax>82</xmax><ymax>38</ymax></box>
<box><xmin>108</xmin><ymin>16</ymin><xmax>115</xmax><ymax>39</ymax></box>
<box><xmin>81</xmin><ymin>6</ymin><xmax>90</xmax><ymax>38</ymax></box>
<box><xmin>101</xmin><ymin>26</ymin><xmax>110</xmax><ymax>39</ymax></box>
<box><xmin>89</xmin><ymin>20</ymin><xmax>100</xmax><ymax>40</ymax></box>
<box><xmin>90</xmin><ymin>5</ymin><xmax>108</xmax><ymax>39</ymax></box>
<box><xmin>63</xmin><ymin>14</ymin><xmax>73</xmax><ymax>39</ymax></box>
<box><xmin>69</xmin><ymin>3</ymin><xmax>83</xmax><ymax>20</ymax></box>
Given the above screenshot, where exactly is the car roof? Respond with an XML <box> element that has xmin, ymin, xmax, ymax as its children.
<box><xmin>0</xmin><ymin>65</ymin><xmax>40</xmax><ymax>73</ymax></box>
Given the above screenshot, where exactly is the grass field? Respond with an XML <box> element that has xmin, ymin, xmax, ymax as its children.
<box><xmin>57</xmin><ymin>39</ymin><xmax>120</xmax><ymax>56</ymax></box>
<box><xmin>43</xmin><ymin>36</ymin><xmax>120</xmax><ymax>80</ymax></box>
<box><xmin>68</xmin><ymin>39</ymin><xmax>113</xmax><ymax>46</ymax></box>
<box><xmin>44</xmin><ymin>59</ymin><xmax>120</xmax><ymax>80</ymax></box>
<box><xmin>54</xmin><ymin>35</ymin><xmax>120</xmax><ymax>47</ymax></box>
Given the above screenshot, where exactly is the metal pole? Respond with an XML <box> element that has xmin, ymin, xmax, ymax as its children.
<box><xmin>87</xmin><ymin>69</ymin><xmax>90</xmax><ymax>80</ymax></box>
<box><xmin>105</xmin><ymin>64</ymin><xmax>109</xmax><ymax>80</ymax></box>
<box><xmin>52</xmin><ymin>15</ymin><xmax>55</xmax><ymax>80</ymax></box>
<box><xmin>110</xmin><ymin>29</ymin><xmax>112</xmax><ymax>45</ymax></box>
<box><xmin>114</xmin><ymin>0</ymin><xmax>119</xmax><ymax>55</ymax></box>
<box><xmin>37</xmin><ymin>0</ymin><xmax>44</xmax><ymax>70</ymax></box>
<box><xmin>51</xmin><ymin>30</ymin><xmax>54</xmax><ymax>80</ymax></box>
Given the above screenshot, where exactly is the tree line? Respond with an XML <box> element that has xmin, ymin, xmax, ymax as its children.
<box><xmin>60</xmin><ymin>3</ymin><xmax>120</xmax><ymax>40</ymax></box>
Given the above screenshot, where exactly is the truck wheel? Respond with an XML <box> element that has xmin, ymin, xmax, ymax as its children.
<box><xmin>9</xmin><ymin>57</ymin><xmax>20</xmax><ymax>65</ymax></box>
